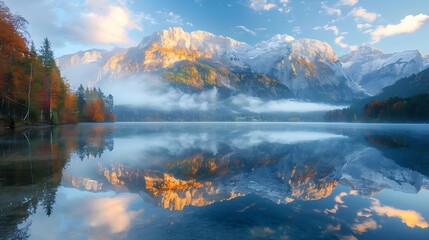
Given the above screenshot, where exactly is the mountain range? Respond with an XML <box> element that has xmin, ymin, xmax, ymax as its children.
<box><xmin>56</xmin><ymin>27</ymin><xmax>429</xmax><ymax>103</ymax></box>
<box><xmin>341</xmin><ymin>46</ymin><xmax>427</xmax><ymax>95</ymax></box>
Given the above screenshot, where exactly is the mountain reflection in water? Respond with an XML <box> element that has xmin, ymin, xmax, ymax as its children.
<box><xmin>1</xmin><ymin>123</ymin><xmax>429</xmax><ymax>240</ymax></box>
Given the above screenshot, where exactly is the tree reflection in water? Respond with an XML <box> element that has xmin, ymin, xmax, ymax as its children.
<box><xmin>0</xmin><ymin>124</ymin><xmax>114</xmax><ymax>239</ymax></box>
<box><xmin>1</xmin><ymin>123</ymin><xmax>429</xmax><ymax>239</ymax></box>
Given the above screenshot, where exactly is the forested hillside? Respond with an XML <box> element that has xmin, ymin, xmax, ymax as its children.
<box><xmin>0</xmin><ymin>2</ymin><xmax>114</xmax><ymax>127</ymax></box>
<box><xmin>325</xmin><ymin>68</ymin><xmax>429</xmax><ymax>123</ymax></box>
<box><xmin>325</xmin><ymin>93</ymin><xmax>429</xmax><ymax>122</ymax></box>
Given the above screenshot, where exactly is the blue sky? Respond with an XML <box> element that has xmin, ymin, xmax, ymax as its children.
<box><xmin>5</xmin><ymin>0</ymin><xmax>429</xmax><ymax>57</ymax></box>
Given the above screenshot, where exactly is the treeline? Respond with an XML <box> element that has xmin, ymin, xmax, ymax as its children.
<box><xmin>114</xmin><ymin>105</ymin><xmax>325</xmax><ymax>122</ymax></box>
<box><xmin>0</xmin><ymin>2</ymin><xmax>114</xmax><ymax>127</ymax></box>
<box><xmin>325</xmin><ymin>93</ymin><xmax>429</xmax><ymax>123</ymax></box>
<box><xmin>76</xmin><ymin>85</ymin><xmax>115</xmax><ymax>122</ymax></box>
<box><xmin>325</xmin><ymin>66</ymin><xmax>429</xmax><ymax>123</ymax></box>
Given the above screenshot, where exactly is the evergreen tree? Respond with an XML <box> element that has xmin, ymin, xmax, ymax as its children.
<box><xmin>0</xmin><ymin>1</ymin><xmax>114</xmax><ymax>126</ymax></box>
<box><xmin>76</xmin><ymin>84</ymin><xmax>86</xmax><ymax>118</ymax></box>
<box><xmin>39</xmin><ymin>38</ymin><xmax>54</xmax><ymax>74</ymax></box>
<box><xmin>106</xmin><ymin>94</ymin><xmax>114</xmax><ymax>112</ymax></box>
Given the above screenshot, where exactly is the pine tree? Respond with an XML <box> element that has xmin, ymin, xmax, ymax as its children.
<box><xmin>39</xmin><ymin>38</ymin><xmax>53</xmax><ymax>123</ymax></box>
<box><xmin>106</xmin><ymin>94</ymin><xmax>114</xmax><ymax>112</ymax></box>
<box><xmin>39</xmin><ymin>38</ymin><xmax>54</xmax><ymax>74</ymax></box>
<box><xmin>76</xmin><ymin>84</ymin><xmax>86</xmax><ymax>119</ymax></box>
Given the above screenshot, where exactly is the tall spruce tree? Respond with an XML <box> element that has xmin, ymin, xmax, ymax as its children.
<box><xmin>39</xmin><ymin>38</ymin><xmax>55</xmax><ymax>123</ymax></box>
<box><xmin>76</xmin><ymin>84</ymin><xmax>86</xmax><ymax>119</ymax></box>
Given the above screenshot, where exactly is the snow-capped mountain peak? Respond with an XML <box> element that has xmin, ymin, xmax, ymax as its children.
<box><xmin>119</xmin><ymin>27</ymin><xmax>252</xmax><ymax>72</ymax></box>
<box><xmin>56</xmin><ymin>49</ymin><xmax>106</xmax><ymax>69</ymax></box>
<box><xmin>289</xmin><ymin>38</ymin><xmax>338</xmax><ymax>62</ymax></box>
<box><xmin>56</xmin><ymin>28</ymin><xmax>380</xmax><ymax>102</ymax></box>
<box><xmin>340</xmin><ymin>45</ymin><xmax>384</xmax><ymax>68</ymax></box>
<box><xmin>341</xmin><ymin>46</ymin><xmax>424</xmax><ymax>95</ymax></box>
<box><xmin>253</xmin><ymin>34</ymin><xmax>294</xmax><ymax>51</ymax></box>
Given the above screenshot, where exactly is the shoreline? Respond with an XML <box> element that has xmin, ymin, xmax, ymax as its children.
<box><xmin>1</xmin><ymin>120</ymin><xmax>428</xmax><ymax>130</ymax></box>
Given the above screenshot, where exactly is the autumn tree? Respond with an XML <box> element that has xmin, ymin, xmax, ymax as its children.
<box><xmin>77</xmin><ymin>87</ymin><xmax>114</xmax><ymax>122</ymax></box>
<box><xmin>0</xmin><ymin>1</ymin><xmax>29</xmax><ymax>123</ymax></box>
<box><xmin>0</xmin><ymin>1</ymin><xmax>111</xmax><ymax>127</ymax></box>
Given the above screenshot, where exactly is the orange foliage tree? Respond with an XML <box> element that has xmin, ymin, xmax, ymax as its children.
<box><xmin>78</xmin><ymin>86</ymin><xmax>114</xmax><ymax>122</ymax></box>
<box><xmin>0</xmin><ymin>1</ymin><xmax>113</xmax><ymax>127</ymax></box>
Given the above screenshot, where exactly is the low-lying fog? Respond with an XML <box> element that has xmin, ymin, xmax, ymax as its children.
<box><xmin>100</xmin><ymin>74</ymin><xmax>347</xmax><ymax>113</ymax></box>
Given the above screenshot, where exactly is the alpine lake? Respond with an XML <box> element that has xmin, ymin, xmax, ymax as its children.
<box><xmin>1</xmin><ymin>122</ymin><xmax>429</xmax><ymax>240</ymax></box>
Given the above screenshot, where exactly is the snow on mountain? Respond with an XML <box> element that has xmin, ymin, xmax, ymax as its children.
<box><xmin>56</xmin><ymin>27</ymin><xmax>367</xmax><ymax>101</ymax></box>
<box><xmin>247</xmin><ymin>36</ymin><xmax>362</xmax><ymax>101</ymax></box>
<box><xmin>424</xmin><ymin>54</ymin><xmax>429</xmax><ymax>68</ymax></box>
<box><xmin>56</xmin><ymin>48</ymin><xmax>126</xmax><ymax>88</ymax></box>
<box><xmin>341</xmin><ymin>46</ymin><xmax>425</xmax><ymax>95</ymax></box>
<box><xmin>340</xmin><ymin>147</ymin><xmax>429</xmax><ymax>196</ymax></box>
<box><xmin>104</xmin><ymin>27</ymin><xmax>251</xmax><ymax>76</ymax></box>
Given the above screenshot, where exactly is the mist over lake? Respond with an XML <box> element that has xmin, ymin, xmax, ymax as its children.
<box><xmin>2</xmin><ymin>123</ymin><xmax>429</xmax><ymax>239</ymax></box>
<box><xmin>2</xmin><ymin>0</ymin><xmax>429</xmax><ymax>239</ymax></box>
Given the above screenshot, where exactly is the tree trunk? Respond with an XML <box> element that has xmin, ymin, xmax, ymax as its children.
<box><xmin>24</xmin><ymin>61</ymin><xmax>33</xmax><ymax>121</ymax></box>
<box><xmin>49</xmin><ymin>79</ymin><xmax>53</xmax><ymax>124</ymax></box>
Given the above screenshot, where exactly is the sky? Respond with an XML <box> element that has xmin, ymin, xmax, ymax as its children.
<box><xmin>5</xmin><ymin>0</ymin><xmax>429</xmax><ymax>57</ymax></box>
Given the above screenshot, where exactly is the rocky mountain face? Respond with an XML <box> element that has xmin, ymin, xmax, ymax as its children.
<box><xmin>57</xmin><ymin>28</ymin><xmax>427</xmax><ymax>103</ymax></box>
<box><xmin>424</xmin><ymin>55</ymin><xmax>429</xmax><ymax>68</ymax></box>
<box><xmin>246</xmin><ymin>35</ymin><xmax>362</xmax><ymax>101</ymax></box>
<box><xmin>57</xmin><ymin>27</ymin><xmax>364</xmax><ymax>102</ymax></box>
<box><xmin>56</xmin><ymin>48</ymin><xmax>126</xmax><ymax>89</ymax></box>
<box><xmin>340</xmin><ymin>46</ymin><xmax>425</xmax><ymax>95</ymax></box>
<box><xmin>377</xmin><ymin>67</ymin><xmax>429</xmax><ymax>99</ymax></box>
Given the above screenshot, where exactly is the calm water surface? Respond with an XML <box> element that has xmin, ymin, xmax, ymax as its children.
<box><xmin>1</xmin><ymin>122</ymin><xmax>429</xmax><ymax>240</ymax></box>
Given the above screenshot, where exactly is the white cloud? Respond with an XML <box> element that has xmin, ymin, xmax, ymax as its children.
<box><xmin>278</xmin><ymin>7</ymin><xmax>291</xmax><ymax>13</ymax></box>
<box><xmin>249</xmin><ymin>0</ymin><xmax>276</xmax><ymax>11</ymax></box>
<box><xmin>155</xmin><ymin>10</ymin><xmax>190</xmax><ymax>27</ymax></box>
<box><xmin>292</xmin><ymin>26</ymin><xmax>302</xmax><ymax>34</ymax></box>
<box><xmin>231</xmin><ymin>95</ymin><xmax>347</xmax><ymax>113</ymax></box>
<box><xmin>6</xmin><ymin>0</ymin><xmax>144</xmax><ymax>48</ymax></box>
<box><xmin>141</xmin><ymin>14</ymin><xmax>156</xmax><ymax>25</ymax></box>
<box><xmin>337</xmin><ymin>0</ymin><xmax>358</xmax><ymax>6</ymax></box>
<box><xmin>352</xmin><ymin>219</ymin><xmax>379</xmax><ymax>233</ymax></box>
<box><xmin>165</xmin><ymin>11</ymin><xmax>184</xmax><ymax>25</ymax></box>
<box><xmin>248</xmin><ymin>0</ymin><xmax>290</xmax><ymax>12</ymax></box>
<box><xmin>67</xmin><ymin>0</ymin><xmax>143</xmax><ymax>45</ymax></box>
<box><xmin>334</xmin><ymin>36</ymin><xmax>358</xmax><ymax>51</ymax></box>
<box><xmin>370</xmin><ymin>14</ymin><xmax>429</xmax><ymax>43</ymax></box>
<box><xmin>101</xmin><ymin>74</ymin><xmax>219</xmax><ymax>111</ymax></box>
<box><xmin>278</xmin><ymin>0</ymin><xmax>290</xmax><ymax>12</ymax></box>
<box><xmin>324</xmin><ymin>25</ymin><xmax>340</xmax><ymax>35</ymax></box>
<box><xmin>28</xmin><ymin>189</ymin><xmax>143</xmax><ymax>240</ymax></box>
<box><xmin>371</xmin><ymin>199</ymin><xmax>429</xmax><ymax>229</ymax></box>
<box><xmin>236</xmin><ymin>25</ymin><xmax>257</xmax><ymax>36</ymax></box>
<box><xmin>263</xmin><ymin>3</ymin><xmax>276</xmax><ymax>10</ymax></box>
<box><xmin>350</xmin><ymin>7</ymin><xmax>378</xmax><ymax>22</ymax></box>
<box><xmin>335</xmin><ymin>36</ymin><xmax>348</xmax><ymax>48</ymax></box>
<box><xmin>322</xmin><ymin>2</ymin><xmax>342</xmax><ymax>16</ymax></box>
<box><xmin>357</xmin><ymin>23</ymin><xmax>372</xmax><ymax>29</ymax></box>
<box><xmin>334</xmin><ymin>192</ymin><xmax>348</xmax><ymax>204</ymax></box>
